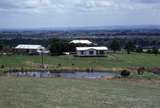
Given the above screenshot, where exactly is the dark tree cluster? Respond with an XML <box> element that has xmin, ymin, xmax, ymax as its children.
<box><xmin>0</xmin><ymin>44</ymin><xmax>3</xmax><ymax>52</ymax></box>
<box><xmin>109</xmin><ymin>39</ymin><xmax>121</xmax><ymax>52</ymax></box>
<box><xmin>49</xmin><ymin>38</ymin><xmax>77</xmax><ymax>55</ymax></box>
<box><xmin>125</xmin><ymin>41</ymin><xmax>136</xmax><ymax>54</ymax></box>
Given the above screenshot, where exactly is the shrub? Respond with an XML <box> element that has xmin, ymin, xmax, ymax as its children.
<box><xmin>72</xmin><ymin>63</ymin><xmax>75</xmax><ymax>66</ymax></box>
<box><xmin>146</xmin><ymin>50</ymin><xmax>152</xmax><ymax>54</ymax></box>
<box><xmin>0</xmin><ymin>65</ymin><xmax>5</xmax><ymax>69</ymax></box>
<box><xmin>121</xmin><ymin>70</ymin><xmax>130</xmax><ymax>77</ymax></box>
<box><xmin>137</xmin><ymin>67</ymin><xmax>145</xmax><ymax>75</ymax></box>
<box><xmin>58</xmin><ymin>64</ymin><xmax>62</xmax><ymax>67</ymax></box>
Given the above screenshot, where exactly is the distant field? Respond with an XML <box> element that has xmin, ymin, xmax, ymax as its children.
<box><xmin>0</xmin><ymin>53</ymin><xmax>160</xmax><ymax>71</ymax></box>
<box><xmin>0</xmin><ymin>77</ymin><xmax>159</xmax><ymax>108</ymax></box>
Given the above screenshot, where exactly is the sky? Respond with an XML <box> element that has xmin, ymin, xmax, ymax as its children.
<box><xmin>0</xmin><ymin>0</ymin><xmax>160</xmax><ymax>29</ymax></box>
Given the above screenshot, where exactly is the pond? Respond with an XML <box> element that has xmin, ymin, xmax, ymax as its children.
<box><xmin>7</xmin><ymin>71</ymin><xmax>120</xmax><ymax>79</ymax></box>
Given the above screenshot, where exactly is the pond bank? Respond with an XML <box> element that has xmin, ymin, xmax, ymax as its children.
<box><xmin>7</xmin><ymin>71</ymin><xmax>121</xmax><ymax>79</ymax></box>
<box><xmin>1</xmin><ymin>67</ymin><xmax>124</xmax><ymax>74</ymax></box>
<box><xmin>1</xmin><ymin>66</ymin><xmax>160</xmax><ymax>79</ymax></box>
<box><xmin>1</xmin><ymin>66</ymin><xmax>160</xmax><ymax>74</ymax></box>
<box><xmin>1</xmin><ymin>67</ymin><xmax>160</xmax><ymax>80</ymax></box>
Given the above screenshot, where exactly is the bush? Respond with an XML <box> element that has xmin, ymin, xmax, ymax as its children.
<box><xmin>137</xmin><ymin>67</ymin><xmax>145</xmax><ymax>75</ymax></box>
<box><xmin>0</xmin><ymin>65</ymin><xmax>5</xmax><ymax>69</ymax></box>
<box><xmin>121</xmin><ymin>70</ymin><xmax>130</xmax><ymax>77</ymax></box>
<box><xmin>146</xmin><ymin>50</ymin><xmax>152</xmax><ymax>54</ymax></box>
<box><xmin>57</xmin><ymin>64</ymin><xmax>62</xmax><ymax>67</ymax></box>
<box><xmin>136</xmin><ymin>47</ymin><xmax>142</xmax><ymax>53</ymax></box>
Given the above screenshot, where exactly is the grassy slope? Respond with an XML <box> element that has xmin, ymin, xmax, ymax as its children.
<box><xmin>0</xmin><ymin>77</ymin><xmax>160</xmax><ymax>108</ymax></box>
<box><xmin>0</xmin><ymin>53</ymin><xmax>160</xmax><ymax>70</ymax></box>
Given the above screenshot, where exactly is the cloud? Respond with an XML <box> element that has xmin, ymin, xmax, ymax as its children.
<box><xmin>0</xmin><ymin>0</ymin><xmax>160</xmax><ymax>14</ymax></box>
<box><xmin>0</xmin><ymin>0</ymin><xmax>160</xmax><ymax>28</ymax></box>
<box><xmin>74</xmin><ymin>0</ymin><xmax>160</xmax><ymax>12</ymax></box>
<box><xmin>0</xmin><ymin>0</ymin><xmax>67</xmax><ymax>14</ymax></box>
<box><xmin>131</xmin><ymin>0</ymin><xmax>160</xmax><ymax>4</ymax></box>
<box><xmin>77</xmin><ymin>0</ymin><xmax>115</xmax><ymax>8</ymax></box>
<box><xmin>0</xmin><ymin>0</ymin><xmax>53</xmax><ymax>9</ymax></box>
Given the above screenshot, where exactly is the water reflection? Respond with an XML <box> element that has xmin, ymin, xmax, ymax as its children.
<box><xmin>7</xmin><ymin>71</ymin><xmax>120</xmax><ymax>79</ymax></box>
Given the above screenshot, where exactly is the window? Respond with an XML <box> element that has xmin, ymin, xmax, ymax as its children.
<box><xmin>99</xmin><ymin>50</ymin><xmax>104</xmax><ymax>54</ymax></box>
<box><xmin>81</xmin><ymin>51</ymin><xmax>84</xmax><ymax>55</ymax></box>
<box><xmin>89</xmin><ymin>51</ymin><xmax>94</xmax><ymax>55</ymax></box>
<box><xmin>96</xmin><ymin>50</ymin><xmax>99</xmax><ymax>54</ymax></box>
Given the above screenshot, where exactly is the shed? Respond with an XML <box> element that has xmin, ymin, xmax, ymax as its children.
<box><xmin>15</xmin><ymin>44</ymin><xmax>46</xmax><ymax>55</ymax></box>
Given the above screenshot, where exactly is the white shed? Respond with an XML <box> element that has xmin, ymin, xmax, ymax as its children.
<box><xmin>76</xmin><ymin>46</ymin><xmax>108</xmax><ymax>57</ymax></box>
<box><xmin>15</xmin><ymin>44</ymin><xmax>47</xmax><ymax>55</ymax></box>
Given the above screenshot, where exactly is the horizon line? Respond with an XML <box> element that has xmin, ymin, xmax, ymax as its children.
<box><xmin>1</xmin><ymin>25</ymin><xmax>160</xmax><ymax>30</ymax></box>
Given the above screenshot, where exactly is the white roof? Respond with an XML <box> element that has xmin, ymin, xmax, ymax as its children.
<box><xmin>70</xmin><ymin>40</ymin><xmax>92</xmax><ymax>45</ymax></box>
<box><xmin>76</xmin><ymin>47</ymin><xmax>108</xmax><ymax>51</ymax></box>
<box><xmin>15</xmin><ymin>44</ymin><xmax>45</xmax><ymax>50</ymax></box>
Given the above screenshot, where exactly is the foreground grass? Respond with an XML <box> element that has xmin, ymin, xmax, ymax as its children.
<box><xmin>129</xmin><ymin>72</ymin><xmax>160</xmax><ymax>80</ymax></box>
<box><xmin>0</xmin><ymin>77</ymin><xmax>160</xmax><ymax>108</ymax></box>
<box><xmin>0</xmin><ymin>53</ymin><xmax>160</xmax><ymax>72</ymax></box>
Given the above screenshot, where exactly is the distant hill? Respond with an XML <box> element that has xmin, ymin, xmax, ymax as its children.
<box><xmin>1</xmin><ymin>25</ymin><xmax>160</xmax><ymax>39</ymax></box>
<box><xmin>1</xmin><ymin>25</ymin><xmax>160</xmax><ymax>31</ymax></box>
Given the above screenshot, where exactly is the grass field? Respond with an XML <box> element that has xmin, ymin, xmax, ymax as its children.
<box><xmin>0</xmin><ymin>77</ymin><xmax>159</xmax><ymax>108</ymax></box>
<box><xmin>0</xmin><ymin>53</ymin><xmax>160</xmax><ymax>108</ymax></box>
<box><xmin>0</xmin><ymin>53</ymin><xmax>160</xmax><ymax>72</ymax></box>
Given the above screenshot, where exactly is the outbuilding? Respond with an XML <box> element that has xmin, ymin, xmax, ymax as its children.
<box><xmin>142</xmin><ymin>46</ymin><xmax>153</xmax><ymax>52</ymax></box>
<box><xmin>15</xmin><ymin>44</ymin><xmax>48</xmax><ymax>55</ymax></box>
<box><xmin>70</xmin><ymin>40</ymin><xmax>92</xmax><ymax>45</ymax></box>
<box><xmin>76</xmin><ymin>46</ymin><xmax>108</xmax><ymax>57</ymax></box>
<box><xmin>142</xmin><ymin>46</ymin><xmax>160</xmax><ymax>53</ymax></box>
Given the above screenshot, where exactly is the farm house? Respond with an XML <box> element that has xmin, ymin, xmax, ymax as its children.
<box><xmin>76</xmin><ymin>46</ymin><xmax>108</xmax><ymax>57</ymax></box>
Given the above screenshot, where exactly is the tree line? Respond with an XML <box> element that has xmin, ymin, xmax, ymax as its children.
<box><xmin>49</xmin><ymin>38</ymin><xmax>159</xmax><ymax>55</ymax></box>
<box><xmin>0</xmin><ymin>38</ymin><xmax>159</xmax><ymax>55</ymax></box>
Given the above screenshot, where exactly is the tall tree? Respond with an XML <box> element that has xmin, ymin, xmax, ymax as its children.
<box><xmin>125</xmin><ymin>41</ymin><xmax>136</xmax><ymax>54</ymax></box>
<box><xmin>110</xmin><ymin>39</ymin><xmax>121</xmax><ymax>52</ymax></box>
<box><xmin>152</xmin><ymin>47</ymin><xmax>159</xmax><ymax>56</ymax></box>
<box><xmin>49</xmin><ymin>38</ymin><xmax>66</xmax><ymax>55</ymax></box>
<box><xmin>0</xmin><ymin>44</ymin><xmax>3</xmax><ymax>52</ymax></box>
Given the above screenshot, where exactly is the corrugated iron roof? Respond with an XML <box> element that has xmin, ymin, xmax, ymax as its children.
<box><xmin>15</xmin><ymin>44</ymin><xmax>45</xmax><ymax>50</ymax></box>
<box><xmin>70</xmin><ymin>40</ymin><xmax>92</xmax><ymax>44</ymax></box>
<box><xmin>76</xmin><ymin>47</ymin><xmax>108</xmax><ymax>51</ymax></box>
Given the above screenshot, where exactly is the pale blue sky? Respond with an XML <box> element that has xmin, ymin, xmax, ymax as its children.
<box><xmin>0</xmin><ymin>0</ymin><xmax>160</xmax><ymax>29</ymax></box>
